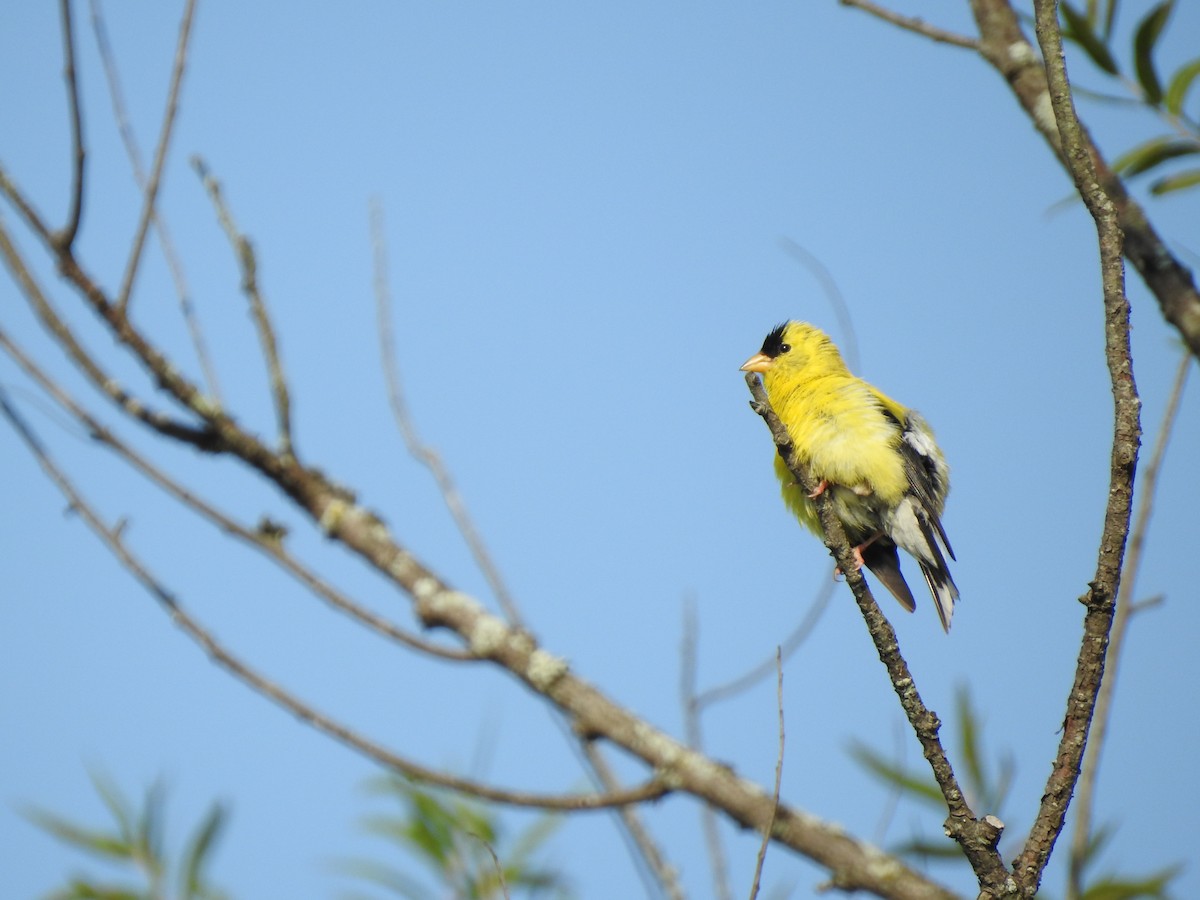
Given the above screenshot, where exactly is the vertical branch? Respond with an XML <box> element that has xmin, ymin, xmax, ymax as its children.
<box><xmin>680</xmin><ymin>602</ymin><xmax>734</xmax><ymax>900</ymax></box>
<box><xmin>1066</xmin><ymin>353</ymin><xmax>1187</xmax><ymax>899</ymax></box>
<box><xmin>370</xmin><ymin>200</ymin><xmax>524</xmax><ymax>626</ymax></box>
<box><xmin>53</xmin><ymin>0</ymin><xmax>87</xmax><ymax>252</ymax></box>
<box><xmin>747</xmin><ymin>649</ymin><xmax>785</xmax><ymax>900</ymax></box>
<box><xmin>745</xmin><ymin>374</ymin><xmax>1011</xmax><ymax>893</ymax></box>
<box><xmin>193</xmin><ymin>158</ymin><xmax>294</xmax><ymax>456</ymax></box>
<box><xmin>115</xmin><ymin>0</ymin><xmax>197</xmax><ymax>313</ymax></box>
<box><xmin>89</xmin><ymin>0</ymin><xmax>223</xmax><ymax>405</ymax></box>
<box><xmin>1016</xmin><ymin>2</ymin><xmax>1141</xmax><ymax>893</ymax></box>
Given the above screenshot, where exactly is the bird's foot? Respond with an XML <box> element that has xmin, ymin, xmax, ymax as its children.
<box><xmin>807</xmin><ymin>479</ymin><xmax>829</xmax><ymax>499</ymax></box>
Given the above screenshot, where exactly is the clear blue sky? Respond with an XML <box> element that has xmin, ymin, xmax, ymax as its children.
<box><xmin>2</xmin><ymin>3</ymin><xmax>1197</xmax><ymax>898</ymax></box>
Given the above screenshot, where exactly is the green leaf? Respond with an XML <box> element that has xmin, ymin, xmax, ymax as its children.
<box><xmin>1111</xmin><ymin>136</ymin><xmax>1200</xmax><ymax>177</ymax></box>
<box><xmin>847</xmin><ymin>742</ymin><xmax>943</xmax><ymax>806</ymax></box>
<box><xmin>894</xmin><ymin>837</ymin><xmax>963</xmax><ymax>860</ymax></box>
<box><xmin>1164</xmin><ymin>56</ymin><xmax>1200</xmax><ymax>116</ymax></box>
<box><xmin>1061</xmin><ymin>1</ymin><xmax>1120</xmax><ymax>75</ymax></box>
<box><xmin>955</xmin><ymin>686</ymin><xmax>986</xmax><ymax>802</ymax></box>
<box><xmin>179</xmin><ymin>802</ymin><xmax>227</xmax><ymax>897</ymax></box>
<box><xmin>23</xmin><ymin>809</ymin><xmax>133</xmax><ymax>860</ymax></box>
<box><xmin>1150</xmin><ymin>167</ymin><xmax>1200</xmax><ymax>194</ymax></box>
<box><xmin>1133</xmin><ymin>0</ymin><xmax>1175</xmax><ymax>105</ymax></box>
<box><xmin>1081</xmin><ymin>862</ymin><xmax>1184</xmax><ymax>899</ymax></box>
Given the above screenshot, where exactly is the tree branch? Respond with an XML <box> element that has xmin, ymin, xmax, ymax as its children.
<box><xmin>0</xmin><ymin>387</ymin><xmax>672</xmax><ymax>815</ymax></box>
<box><xmin>193</xmin><ymin>157</ymin><xmax>293</xmax><ymax>455</ymax></box>
<box><xmin>839</xmin><ymin>0</ymin><xmax>979</xmax><ymax>50</ymax></box>
<box><xmin>744</xmin><ymin>373</ymin><xmax>1010</xmax><ymax>894</ymax></box>
<box><xmin>52</xmin><ymin>0</ymin><xmax>86</xmax><ymax>252</ymax></box>
<box><xmin>1012</xmin><ymin>3</ymin><xmax>1141</xmax><ymax>894</ymax></box>
<box><xmin>115</xmin><ymin>0</ymin><xmax>197</xmax><ymax>314</ymax></box>
<box><xmin>965</xmin><ymin>0</ymin><xmax>1200</xmax><ymax>361</ymax></box>
<box><xmin>1067</xmin><ymin>351</ymin><xmax>1188</xmax><ymax>899</ymax></box>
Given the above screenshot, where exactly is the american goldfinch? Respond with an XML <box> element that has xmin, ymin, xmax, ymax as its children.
<box><xmin>741</xmin><ymin>321</ymin><xmax>959</xmax><ymax>631</ymax></box>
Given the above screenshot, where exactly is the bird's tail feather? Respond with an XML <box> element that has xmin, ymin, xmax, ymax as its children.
<box><xmin>919</xmin><ymin>562</ymin><xmax>959</xmax><ymax>633</ymax></box>
<box><xmin>863</xmin><ymin>541</ymin><xmax>917</xmax><ymax>614</ymax></box>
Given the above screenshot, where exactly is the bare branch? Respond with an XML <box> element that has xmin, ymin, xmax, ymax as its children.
<box><xmin>115</xmin><ymin>0</ymin><xmax>197</xmax><ymax>314</ymax></box>
<box><xmin>575</xmin><ymin>744</ymin><xmax>686</xmax><ymax>900</ymax></box>
<box><xmin>744</xmin><ymin>373</ymin><xmax>1010</xmax><ymax>893</ymax></box>
<box><xmin>88</xmin><ymin>0</ymin><xmax>223</xmax><ymax>404</ymax></box>
<box><xmin>52</xmin><ymin>0</ymin><xmax>86</xmax><ymax>252</ymax></box>
<box><xmin>370</xmin><ymin>199</ymin><xmax>524</xmax><ymax>626</ymax></box>
<box><xmin>747</xmin><ymin>649</ymin><xmax>785</xmax><ymax>900</ymax></box>
<box><xmin>681</xmin><ymin>602</ymin><xmax>733</xmax><ymax>900</ymax></box>
<box><xmin>1013</xmin><ymin>3</ymin><xmax>1141</xmax><ymax>893</ymax></box>
<box><xmin>193</xmin><ymin>157</ymin><xmax>294</xmax><ymax>454</ymax></box>
<box><xmin>966</xmin><ymin>0</ymin><xmax>1200</xmax><ymax>361</ymax></box>
<box><xmin>0</xmin><ymin>387</ymin><xmax>673</xmax><ymax>815</ymax></box>
<box><xmin>694</xmin><ymin>576</ymin><xmax>834</xmax><ymax>709</ymax></box>
<box><xmin>0</xmin><ymin>327</ymin><xmax>474</xmax><ymax>664</ymax></box>
<box><xmin>839</xmin><ymin>0</ymin><xmax>979</xmax><ymax>50</ymax></box>
<box><xmin>0</xmin><ymin>216</ymin><xmax>220</xmax><ymax>450</ymax></box>
<box><xmin>1067</xmin><ymin>353</ymin><xmax>1187</xmax><ymax>898</ymax></box>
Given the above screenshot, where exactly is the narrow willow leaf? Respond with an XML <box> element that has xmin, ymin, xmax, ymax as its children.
<box><xmin>1062</xmin><ymin>1</ymin><xmax>1120</xmax><ymax>74</ymax></box>
<box><xmin>847</xmin><ymin>742</ymin><xmax>943</xmax><ymax>806</ymax></box>
<box><xmin>1133</xmin><ymin>0</ymin><xmax>1175</xmax><ymax>105</ymax></box>
<box><xmin>180</xmin><ymin>803</ymin><xmax>227</xmax><ymax>896</ymax></box>
<box><xmin>1164</xmin><ymin>56</ymin><xmax>1200</xmax><ymax>115</ymax></box>
<box><xmin>1111</xmin><ymin>136</ymin><xmax>1200</xmax><ymax>177</ymax></box>
<box><xmin>1150</xmin><ymin>167</ymin><xmax>1200</xmax><ymax>194</ymax></box>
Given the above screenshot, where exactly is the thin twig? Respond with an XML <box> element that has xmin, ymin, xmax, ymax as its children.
<box><xmin>747</xmin><ymin>649</ymin><xmax>785</xmax><ymax>900</ymax></box>
<box><xmin>88</xmin><ymin>0</ymin><xmax>223</xmax><ymax>405</ymax></box>
<box><xmin>0</xmin><ymin>327</ymin><xmax>472</xmax><ymax>663</ymax></box>
<box><xmin>0</xmin><ymin>385</ymin><xmax>674</xmax><ymax>814</ymax></box>
<box><xmin>53</xmin><ymin>0</ymin><xmax>86</xmax><ymax>252</ymax></box>
<box><xmin>1066</xmin><ymin>352</ymin><xmax>1187</xmax><ymax>899</ymax></box>
<box><xmin>839</xmin><ymin>0</ymin><xmax>979</xmax><ymax>49</ymax></box>
<box><xmin>695</xmin><ymin>575</ymin><xmax>834</xmax><ymax>709</ymax></box>
<box><xmin>579</xmin><ymin>742</ymin><xmax>686</xmax><ymax>900</ymax></box>
<box><xmin>193</xmin><ymin>157</ymin><xmax>294</xmax><ymax>456</ymax></box>
<box><xmin>370</xmin><ymin>199</ymin><xmax>524</xmax><ymax>626</ymax></box>
<box><xmin>681</xmin><ymin>601</ymin><xmax>734</xmax><ymax>900</ymax></box>
<box><xmin>115</xmin><ymin>0</ymin><xmax>197</xmax><ymax>314</ymax></box>
<box><xmin>744</xmin><ymin>373</ymin><xmax>1010</xmax><ymax>892</ymax></box>
<box><xmin>1015</xmin><ymin>3</ymin><xmax>1140</xmax><ymax>894</ymax></box>
<box><xmin>0</xmin><ymin>216</ymin><xmax>220</xmax><ymax>450</ymax></box>
<box><xmin>778</xmin><ymin>238</ymin><xmax>860</xmax><ymax>372</ymax></box>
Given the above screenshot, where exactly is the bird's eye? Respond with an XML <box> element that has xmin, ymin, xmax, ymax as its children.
<box><xmin>779</xmin><ymin>343</ymin><xmax>791</xmax><ymax>354</ymax></box>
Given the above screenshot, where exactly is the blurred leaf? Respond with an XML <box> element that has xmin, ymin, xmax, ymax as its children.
<box><xmin>894</xmin><ymin>837</ymin><xmax>962</xmax><ymax>860</ymax></box>
<box><xmin>1062</xmin><ymin>1</ymin><xmax>1120</xmax><ymax>75</ymax></box>
<box><xmin>22</xmin><ymin>809</ymin><xmax>133</xmax><ymax>860</ymax></box>
<box><xmin>1111</xmin><ymin>136</ymin><xmax>1200</xmax><ymax>177</ymax></box>
<box><xmin>1165</xmin><ymin>57</ymin><xmax>1200</xmax><ymax>116</ymax></box>
<box><xmin>1081</xmin><ymin>863</ymin><xmax>1183</xmax><ymax>899</ymax></box>
<box><xmin>1149</xmin><ymin>167</ymin><xmax>1200</xmax><ymax>194</ymax></box>
<box><xmin>1133</xmin><ymin>0</ymin><xmax>1175</xmax><ymax>105</ymax></box>
<box><xmin>179</xmin><ymin>802</ymin><xmax>227</xmax><ymax>897</ymax></box>
<box><xmin>847</xmin><ymin>742</ymin><xmax>942</xmax><ymax>806</ymax></box>
<box><xmin>955</xmin><ymin>686</ymin><xmax>986</xmax><ymax>803</ymax></box>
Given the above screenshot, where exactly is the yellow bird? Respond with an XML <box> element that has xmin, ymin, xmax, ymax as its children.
<box><xmin>741</xmin><ymin>321</ymin><xmax>959</xmax><ymax>631</ymax></box>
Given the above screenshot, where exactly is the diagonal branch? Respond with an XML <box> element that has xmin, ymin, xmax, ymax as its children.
<box><xmin>965</xmin><ymin>0</ymin><xmax>1200</xmax><ymax>361</ymax></box>
<box><xmin>193</xmin><ymin>157</ymin><xmax>294</xmax><ymax>456</ymax></box>
<box><xmin>744</xmin><ymin>373</ymin><xmax>1010</xmax><ymax>894</ymax></box>
<box><xmin>839</xmin><ymin>0</ymin><xmax>979</xmax><ymax>49</ymax></box>
<box><xmin>1067</xmin><ymin>351</ymin><xmax>1188</xmax><ymax>899</ymax></box>
<box><xmin>0</xmin><ymin>387</ymin><xmax>671</xmax><ymax>815</ymax></box>
<box><xmin>1013</xmin><ymin>3</ymin><xmax>1141</xmax><ymax>893</ymax></box>
<box><xmin>370</xmin><ymin>200</ymin><xmax>524</xmax><ymax>626</ymax></box>
<box><xmin>115</xmin><ymin>0</ymin><xmax>197</xmax><ymax>314</ymax></box>
<box><xmin>89</xmin><ymin>0</ymin><xmax>223</xmax><ymax>405</ymax></box>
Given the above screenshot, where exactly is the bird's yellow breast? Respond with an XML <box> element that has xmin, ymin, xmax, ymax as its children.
<box><xmin>765</xmin><ymin>370</ymin><xmax>908</xmax><ymax>504</ymax></box>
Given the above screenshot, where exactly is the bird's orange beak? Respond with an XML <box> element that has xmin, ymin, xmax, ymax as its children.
<box><xmin>740</xmin><ymin>352</ymin><xmax>772</xmax><ymax>373</ymax></box>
